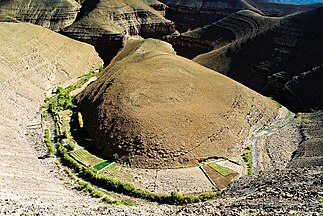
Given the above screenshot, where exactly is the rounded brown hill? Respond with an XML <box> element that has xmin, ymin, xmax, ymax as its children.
<box><xmin>76</xmin><ymin>38</ymin><xmax>278</xmax><ymax>168</ymax></box>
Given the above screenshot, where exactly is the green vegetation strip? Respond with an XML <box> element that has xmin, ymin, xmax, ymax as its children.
<box><xmin>70</xmin><ymin>149</ymin><xmax>103</xmax><ymax>167</ymax></box>
<box><xmin>242</xmin><ymin>145</ymin><xmax>253</xmax><ymax>176</ymax></box>
<box><xmin>209</xmin><ymin>163</ymin><xmax>232</xmax><ymax>176</ymax></box>
<box><xmin>44</xmin><ymin>69</ymin><xmax>221</xmax><ymax>205</ymax></box>
<box><xmin>93</xmin><ymin>161</ymin><xmax>111</xmax><ymax>172</ymax></box>
<box><xmin>44</xmin><ymin>128</ymin><xmax>56</xmax><ymax>155</ymax></box>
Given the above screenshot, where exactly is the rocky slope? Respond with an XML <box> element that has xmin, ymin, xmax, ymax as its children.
<box><xmin>76</xmin><ymin>38</ymin><xmax>278</xmax><ymax>169</ymax></box>
<box><xmin>0</xmin><ymin>0</ymin><xmax>80</xmax><ymax>31</ymax></box>
<box><xmin>194</xmin><ymin>7</ymin><xmax>323</xmax><ymax>112</ymax></box>
<box><xmin>0</xmin><ymin>22</ymin><xmax>103</xmax><ymax>213</ymax></box>
<box><xmin>62</xmin><ymin>0</ymin><xmax>176</xmax><ymax>64</ymax></box>
<box><xmin>288</xmin><ymin>111</ymin><xmax>323</xmax><ymax>168</ymax></box>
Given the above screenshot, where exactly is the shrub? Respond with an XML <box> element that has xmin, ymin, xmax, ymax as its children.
<box><xmin>78</xmin><ymin>112</ymin><xmax>84</xmax><ymax>128</ymax></box>
<box><xmin>242</xmin><ymin>145</ymin><xmax>253</xmax><ymax>176</ymax></box>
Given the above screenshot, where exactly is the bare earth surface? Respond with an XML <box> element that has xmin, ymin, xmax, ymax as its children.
<box><xmin>0</xmin><ymin>22</ymin><xmax>104</xmax><ymax>214</ymax></box>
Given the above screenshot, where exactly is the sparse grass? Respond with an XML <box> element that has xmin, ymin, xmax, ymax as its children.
<box><xmin>208</xmin><ymin>163</ymin><xmax>232</xmax><ymax>176</ymax></box>
<box><xmin>269</xmin><ymin>97</ymin><xmax>282</xmax><ymax>108</ymax></box>
<box><xmin>242</xmin><ymin>145</ymin><xmax>252</xmax><ymax>176</ymax></box>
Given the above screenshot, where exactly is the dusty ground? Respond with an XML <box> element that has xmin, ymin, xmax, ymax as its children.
<box><xmin>0</xmin><ymin>22</ymin><xmax>103</xmax><ymax>214</ymax></box>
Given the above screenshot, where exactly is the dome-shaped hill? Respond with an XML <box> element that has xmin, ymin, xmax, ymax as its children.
<box><xmin>76</xmin><ymin>38</ymin><xmax>278</xmax><ymax>168</ymax></box>
<box><xmin>194</xmin><ymin>7</ymin><xmax>323</xmax><ymax>112</ymax></box>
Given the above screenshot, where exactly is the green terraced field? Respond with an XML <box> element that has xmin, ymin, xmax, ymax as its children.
<box><xmin>70</xmin><ymin>149</ymin><xmax>103</xmax><ymax>167</ymax></box>
<box><xmin>93</xmin><ymin>161</ymin><xmax>112</xmax><ymax>172</ymax></box>
<box><xmin>208</xmin><ymin>163</ymin><xmax>232</xmax><ymax>176</ymax></box>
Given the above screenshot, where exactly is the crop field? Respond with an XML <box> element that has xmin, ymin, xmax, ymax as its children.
<box><xmin>93</xmin><ymin>161</ymin><xmax>112</xmax><ymax>172</ymax></box>
<box><xmin>69</xmin><ymin>149</ymin><xmax>103</xmax><ymax>167</ymax></box>
<box><xmin>208</xmin><ymin>163</ymin><xmax>232</xmax><ymax>176</ymax></box>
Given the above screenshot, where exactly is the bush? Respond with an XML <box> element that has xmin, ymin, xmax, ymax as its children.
<box><xmin>78</xmin><ymin>112</ymin><xmax>84</xmax><ymax>128</ymax></box>
<box><xmin>242</xmin><ymin>145</ymin><xmax>253</xmax><ymax>176</ymax></box>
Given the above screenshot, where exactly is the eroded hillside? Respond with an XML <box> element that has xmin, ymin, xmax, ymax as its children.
<box><xmin>0</xmin><ymin>22</ymin><xmax>103</xmax><ymax>213</ymax></box>
<box><xmin>0</xmin><ymin>0</ymin><xmax>80</xmax><ymax>31</ymax></box>
<box><xmin>193</xmin><ymin>7</ymin><xmax>323</xmax><ymax>112</ymax></box>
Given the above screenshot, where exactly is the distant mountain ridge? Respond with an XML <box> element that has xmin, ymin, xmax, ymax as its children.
<box><xmin>267</xmin><ymin>0</ymin><xmax>323</xmax><ymax>4</ymax></box>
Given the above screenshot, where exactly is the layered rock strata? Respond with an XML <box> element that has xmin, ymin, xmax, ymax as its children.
<box><xmin>160</xmin><ymin>0</ymin><xmax>262</xmax><ymax>32</ymax></box>
<box><xmin>76</xmin><ymin>38</ymin><xmax>278</xmax><ymax>169</ymax></box>
<box><xmin>160</xmin><ymin>0</ymin><xmax>319</xmax><ymax>32</ymax></box>
<box><xmin>0</xmin><ymin>0</ymin><xmax>80</xmax><ymax>31</ymax></box>
<box><xmin>62</xmin><ymin>0</ymin><xmax>176</xmax><ymax>64</ymax></box>
<box><xmin>194</xmin><ymin>8</ymin><xmax>323</xmax><ymax>112</ymax></box>
<box><xmin>165</xmin><ymin>10</ymin><xmax>280</xmax><ymax>59</ymax></box>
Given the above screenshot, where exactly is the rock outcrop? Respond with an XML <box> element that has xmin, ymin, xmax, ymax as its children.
<box><xmin>0</xmin><ymin>22</ymin><xmax>102</xmax><ymax>212</ymax></box>
<box><xmin>139</xmin><ymin>0</ymin><xmax>168</xmax><ymax>15</ymax></box>
<box><xmin>0</xmin><ymin>0</ymin><xmax>80</xmax><ymax>31</ymax></box>
<box><xmin>76</xmin><ymin>38</ymin><xmax>278</xmax><ymax>168</ymax></box>
<box><xmin>194</xmin><ymin>8</ymin><xmax>323</xmax><ymax>112</ymax></box>
<box><xmin>62</xmin><ymin>0</ymin><xmax>176</xmax><ymax>64</ymax></box>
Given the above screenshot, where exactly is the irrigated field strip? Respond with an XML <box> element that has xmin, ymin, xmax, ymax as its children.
<box><xmin>70</xmin><ymin>149</ymin><xmax>103</xmax><ymax>167</ymax></box>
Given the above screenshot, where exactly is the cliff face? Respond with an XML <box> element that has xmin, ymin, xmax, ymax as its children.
<box><xmin>62</xmin><ymin>0</ymin><xmax>175</xmax><ymax>64</ymax></box>
<box><xmin>0</xmin><ymin>0</ymin><xmax>80</xmax><ymax>31</ymax></box>
<box><xmin>194</xmin><ymin>8</ymin><xmax>323</xmax><ymax>112</ymax></box>
<box><xmin>76</xmin><ymin>38</ymin><xmax>278</xmax><ymax>169</ymax></box>
<box><xmin>160</xmin><ymin>0</ymin><xmax>319</xmax><ymax>32</ymax></box>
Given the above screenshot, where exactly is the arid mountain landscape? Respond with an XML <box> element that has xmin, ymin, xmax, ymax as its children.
<box><xmin>0</xmin><ymin>0</ymin><xmax>322</xmax><ymax>215</ymax></box>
